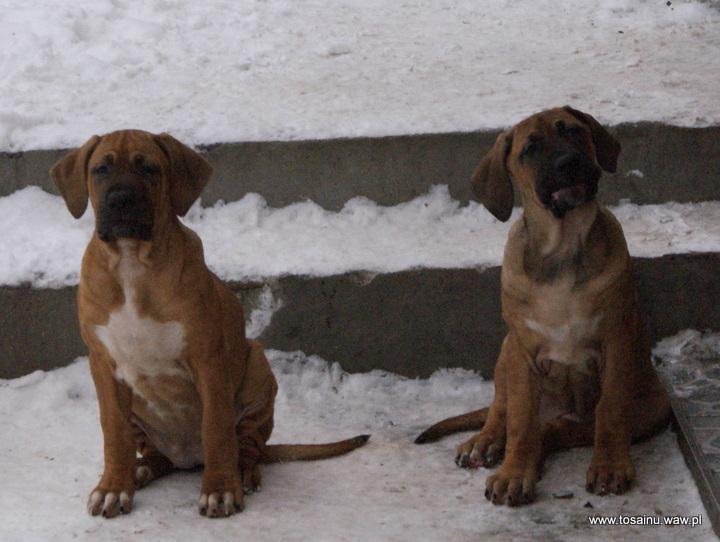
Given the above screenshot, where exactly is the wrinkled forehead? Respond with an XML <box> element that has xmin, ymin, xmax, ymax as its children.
<box><xmin>90</xmin><ymin>130</ymin><xmax>166</xmax><ymax>165</ymax></box>
<box><xmin>512</xmin><ymin>108</ymin><xmax>580</xmax><ymax>139</ymax></box>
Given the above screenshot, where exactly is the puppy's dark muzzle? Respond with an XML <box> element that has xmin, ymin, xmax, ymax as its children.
<box><xmin>98</xmin><ymin>186</ymin><xmax>154</xmax><ymax>242</ymax></box>
<box><xmin>536</xmin><ymin>150</ymin><xmax>601</xmax><ymax>218</ymax></box>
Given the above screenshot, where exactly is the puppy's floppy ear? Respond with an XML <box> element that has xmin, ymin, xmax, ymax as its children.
<box><xmin>50</xmin><ymin>135</ymin><xmax>101</xmax><ymax>219</ymax></box>
<box><xmin>563</xmin><ymin>106</ymin><xmax>621</xmax><ymax>173</ymax></box>
<box><xmin>471</xmin><ymin>130</ymin><xmax>514</xmax><ymax>222</ymax></box>
<box><xmin>154</xmin><ymin>133</ymin><xmax>213</xmax><ymax>216</ymax></box>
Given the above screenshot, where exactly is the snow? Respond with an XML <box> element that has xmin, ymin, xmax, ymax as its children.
<box><xmin>0</xmin><ymin>344</ymin><xmax>712</xmax><ymax>541</ymax></box>
<box><xmin>1</xmin><ymin>185</ymin><xmax>719</xmax><ymax>288</ymax></box>
<box><xmin>653</xmin><ymin>329</ymin><xmax>720</xmax><ymax>398</ymax></box>
<box><xmin>1</xmin><ymin>1</ymin><xmax>719</xmax><ymax>152</ymax></box>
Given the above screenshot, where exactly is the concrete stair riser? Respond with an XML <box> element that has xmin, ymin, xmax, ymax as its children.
<box><xmin>2</xmin><ymin>124</ymin><xmax>720</xmax><ymax>208</ymax></box>
<box><xmin>1</xmin><ymin>252</ymin><xmax>718</xmax><ymax>379</ymax></box>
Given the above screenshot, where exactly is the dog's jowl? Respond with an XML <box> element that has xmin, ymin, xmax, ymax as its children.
<box><xmin>415</xmin><ymin>107</ymin><xmax>670</xmax><ymax>507</ymax></box>
<box><xmin>51</xmin><ymin>130</ymin><xmax>369</xmax><ymax>519</ymax></box>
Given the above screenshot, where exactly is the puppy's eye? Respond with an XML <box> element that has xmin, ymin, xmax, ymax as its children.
<box><xmin>93</xmin><ymin>164</ymin><xmax>109</xmax><ymax>175</ymax></box>
<box><xmin>565</xmin><ymin>125</ymin><xmax>584</xmax><ymax>138</ymax></box>
<box><xmin>520</xmin><ymin>141</ymin><xmax>541</xmax><ymax>158</ymax></box>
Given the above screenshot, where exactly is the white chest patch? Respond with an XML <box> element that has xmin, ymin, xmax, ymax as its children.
<box><xmin>524</xmin><ymin>316</ymin><xmax>602</xmax><ymax>344</ymax></box>
<box><xmin>525</xmin><ymin>314</ymin><xmax>603</xmax><ymax>369</ymax></box>
<box><xmin>95</xmin><ymin>246</ymin><xmax>187</xmax><ymax>389</ymax></box>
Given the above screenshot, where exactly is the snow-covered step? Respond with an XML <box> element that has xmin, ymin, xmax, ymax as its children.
<box><xmin>2</xmin><ymin>1</ymin><xmax>719</xmax><ymax>152</ymax></box>
<box><xmin>1</xmin><ymin>186</ymin><xmax>719</xmax><ymax>379</ymax></box>
<box><xmin>1</xmin><ymin>185</ymin><xmax>719</xmax><ymax>288</ymax></box>
<box><xmin>655</xmin><ymin>330</ymin><xmax>720</xmax><ymax>536</ymax></box>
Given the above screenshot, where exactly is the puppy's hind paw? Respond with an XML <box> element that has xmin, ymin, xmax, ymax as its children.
<box><xmin>455</xmin><ymin>432</ymin><xmax>505</xmax><ymax>469</ymax></box>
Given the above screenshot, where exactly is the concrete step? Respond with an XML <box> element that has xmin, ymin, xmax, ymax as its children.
<box><xmin>2</xmin><ymin>252</ymin><xmax>718</xmax><ymax>379</ymax></box>
<box><xmin>655</xmin><ymin>331</ymin><xmax>720</xmax><ymax>537</ymax></box>
<box><xmin>2</xmin><ymin>123</ymin><xmax>720</xmax><ymax>209</ymax></box>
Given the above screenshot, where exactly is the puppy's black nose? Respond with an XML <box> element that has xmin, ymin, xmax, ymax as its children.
<box><xmin>105</xmin><ymin>187</ymin><xmax>137</xmax><ymax>210</ymax></box>
<box><xmin>554</xmin><ymin>152</ymin><xmax>583</xmax><ymax>175</ymax></box>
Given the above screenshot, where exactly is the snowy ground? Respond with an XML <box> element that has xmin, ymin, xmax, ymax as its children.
<box><xmin>1</xmin><ymin>1</ymin><xmax>719</xmax><ymax>152</ymax></box>
<box><xmin>1</xmin><ymin>185</ymin><xmax>718</xmax><ymax>288</ymax></box>
<box><xmin>0</xmin><ymin>336</ymin><xmax>713</xmax><ymax>542</ymax></box>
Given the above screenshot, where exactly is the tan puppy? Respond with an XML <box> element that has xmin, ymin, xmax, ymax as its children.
<box><xmin>415</xmin><ymin>107</ymin><xmax>670</xmax><ymax>506</ymax></box>
<box><xmin>51</xmin><ymin>130</ymin><xmax>369</xmax><ymax>519</ymax></box>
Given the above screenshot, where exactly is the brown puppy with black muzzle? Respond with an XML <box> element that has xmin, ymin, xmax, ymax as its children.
<box><xmin>415</xmin><ymin>107</ymin><xmax>670</xmax><ymax>506</ymax></box>
<box><xmin>51</xmin><ymin>130</ymin><xmax>369</xmax><ymax>519</ymax></box>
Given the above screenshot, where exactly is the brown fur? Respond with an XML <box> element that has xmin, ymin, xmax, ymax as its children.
<box><xmin>416</xmin><ymin>108</ymin><xmax>670</xmax><ymax>507</ymax></box>
<box><xmin>51</xmin><ymin>130</ymin><xmax>369</xmax><ymax>519</ymax></box>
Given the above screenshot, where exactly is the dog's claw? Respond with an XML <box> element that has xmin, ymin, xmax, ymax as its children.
<box><xmin>88</xmin><ymin>489</ymin><xmax>133</xmax><ymax>518</ymax></box>
<box><xmin>199</xmin><ymin>491</ymin><xmax>243</xmax><ymax>518</ymax></box>
<box><xmin>223</xmin><ymin>492</ymin><xmax>235</xmax><ymax>515</ymax></box>
<box><xmin>207</xmin><ymin>493</ymin><xmax>220</xmax><ymax>517</ymax></box>
<box><xmin>119</xmin><ymin>491</ymin><xmax>132</xmax><ymax>514</ymax></box>
<box><xmin>485</xmin><ymin>468</ymin><xmax>538</xmax><ymax>507</ymax></box>
<box><xmin>456</xmin><ymin>453</ymin><xmax>470</xmax><ymax>468</ymax></box>
<box><xmin>586</xmin><ymin>459</ymin><xmax>635</xmax><ymax>496</ymax></box>
<box><xmin>456</xmin><ymin>431</ymin><xmax>506</xmax><ymax>470</ymax></box>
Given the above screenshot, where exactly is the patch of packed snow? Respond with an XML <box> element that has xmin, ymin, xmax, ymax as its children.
<box><xmin>0</xmin><ymin>349</ymin><xmax>711</xmax><ymax>541</ymax></box>
<box><xmin>1</xmin><ymin>185</ymin><xmax>719</xmax><ymax>288</ymax></box>
<box><xmin>654</xmin><ymin>329</ymin><xmax>720</xmax><ymax>371</ymax></box>
<box><xmin>1</xmin><ymin>1</ymin><xmax>719</xmax><ymax>151</ymax></box>
<box><xmin>245</xmin><ymin>285</ymin><xmax>283</xmax><ymax>339</ymax></box>
<box><xmin>654</xmin><ymin>329</ymin><xmax>720</xmax><ymax>398</ymax></box>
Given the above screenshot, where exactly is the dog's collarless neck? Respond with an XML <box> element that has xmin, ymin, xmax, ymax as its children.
<box><xmin>521</xmin><ymin>201</ymin><xmax>599</xmax><ymax>259</ymax></box>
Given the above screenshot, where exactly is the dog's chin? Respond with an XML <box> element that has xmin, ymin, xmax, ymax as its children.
<box><xmin>98</xmin><ymin>221</ymin><xmax>153</xmax><ymax>243</ymax></box>
<box><xmin>547</xmin><ymin>183</ymin><xmax>596</xmax><ymax>219</ymax></box>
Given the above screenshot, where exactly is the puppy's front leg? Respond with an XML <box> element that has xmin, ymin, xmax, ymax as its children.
<box><xmin>456</xmin><ymin>336</ymin><xmax>509</xmax><ymax>469</ymax></box>
<box><xmin>87</xmin><ymin>351</ymin><xmax>136</xmax><ymax>518</ymax></box>
<box><xmin>485</xmin><ymin>333</ymin><xmax>542</xmax><ymax>507</ymax></box>
<box><xmin>587</xmin><ymin>329</ymin><xmax>636</xmax><ymax>495</ymax></box>
<box><xmin>196</xmin><ymin>361</ymin><xmax>244</xmax><ymax>518</ymax></box>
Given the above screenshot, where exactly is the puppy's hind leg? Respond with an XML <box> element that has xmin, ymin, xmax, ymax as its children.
<box><xmin>134</xmin><ymin>438</ymin><xmax>176</xmax><ymax>489</ymax></box>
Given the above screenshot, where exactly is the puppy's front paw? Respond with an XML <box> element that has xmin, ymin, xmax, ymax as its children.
<box><xmin>586</xmin><ymin>455</ymin><xmax>635</xmax><ymax>495</ymax></box>
<box><xmin>199</xmin><ymin>474</ymin><xmax>244</xmax><ymax>518</ymax></box>
<box><xmin>87</xmin><ymin>486</ymin><xmax>134</xmax><ymax>518</ymax></box>
<box><xmin>455</xmin><ymin>430</ymin><xmax>505</xmax><ymax>469</ymax></box>
<box><xmin>485</xmin><ymin>464</ymin><xmax>539</xmax><ymax>507</ymax></box>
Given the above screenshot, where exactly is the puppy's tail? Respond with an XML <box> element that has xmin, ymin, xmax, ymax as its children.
<box><xmin>260</xmin><ymin>434</ymin><xmax>370</xmax><ymax>463</ymax></box>
<box><xmin>414</xmin><ymin>408</ymin><xmax>489</xmax><ymax>444</ymax></box>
